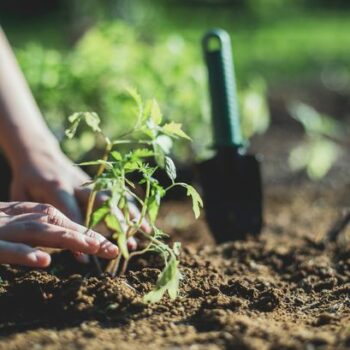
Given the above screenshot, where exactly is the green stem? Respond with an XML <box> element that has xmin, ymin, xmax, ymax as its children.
<box><xmin>112</xmin><ymin>140</ymin><xmax>152</xmax><ymax>146</ymax></box>
<box><xmin>85</xmin><ymin>137</ymin><xmax>112</xmax><ymax>275</ymax></box>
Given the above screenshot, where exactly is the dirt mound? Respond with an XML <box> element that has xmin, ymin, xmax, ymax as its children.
<box><xmin>0</xmin><ymin>217</ymin><xmax>349</xmax><ymax>350</ymax></box>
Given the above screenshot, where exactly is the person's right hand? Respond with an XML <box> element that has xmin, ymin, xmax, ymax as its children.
<box><xmin>0</xmin><ymin>201</ymin><xmax>119</xmax><ymax>268</ymax></box>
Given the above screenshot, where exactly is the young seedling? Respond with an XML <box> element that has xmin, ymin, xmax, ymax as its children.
<box><xmin>65</xmin><ymin>89</ymin><xmax>203</xmax><ymax>302</ymax></box>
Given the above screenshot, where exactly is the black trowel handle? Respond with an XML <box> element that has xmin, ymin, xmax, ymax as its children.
<box><xmin>202</xmin><ymin>29</ymin><xmax>243</xmax><ymax>149</ymax></box>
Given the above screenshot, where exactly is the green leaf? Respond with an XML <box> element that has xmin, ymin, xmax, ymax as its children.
<box><xmin>68</xmin><ymin>112</ymin><xmax>82</xmax><ymax>124</ymax></box>
<box><xmin>162</xmin><ymin>122</ymin><xmax>191</xmax><ymax>140</ymax></box>
<box><xmin>173</xmin><ymin>242</ymin><xmax>181</xmax><ymax>256</ymax></box>
<box><xmin>65</xmin><ymin>119</ymin><xmax>81</xmax><ymax>139</ymax></box>
<box><xmin>165</xmin><ymin>156</ymin><xmax>177</xmax><ymax>181</ymax></box>
<box><xmin>65</xmin><ymin>112</ymin><xmax>101</xmax><ymax>138</ymax></box>
<box><xmin>132</xmin><ymin>148</ymin><xmax>154</xmax><ymax>159</ymax></box>
<box><xmin>89</xmin><ymin>204</ymin><xmax>110</xmax><ymax>227</ymax></box>
<box><xmin>105</xmin><ymin>213</ymin><xmax>123</xmax><ymax>232</ymax></box>
<box><xmin>127</xmin><ymin>87</ymin><xmax>144</xmax><ymax>125</ymax></box>
<box><xmin>180</xmin><ymin>184</ymin><xmax>203</xmax><ymax>219</ymax></box>
<box><xmin>153</xmin><ymin>135</ymin><xmax>173</xmax><ymax>168</ymax></box>
<box><xmin>111</xmin><ymin>151</ymin><xmax>122</xmax><ymax>161</ymax></box>
<box><xmin>150</xmin><ymin>99</ymin><xmax>162</xmax><ymax>125</ymax></box>
<box><xmin>84</xmin><ymin>112</ymin><xmax>101</xmax><ymax>132</ymax></box>
<box><xmin>143</xmin><ymin>256</ymin><xmax>181</xmax><ymax>303</ymax></box>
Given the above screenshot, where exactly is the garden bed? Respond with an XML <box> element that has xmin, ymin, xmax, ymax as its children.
<box><xmin>0</xmin><ymin>183</ymin><xmax>349</xmax><ymax>350</ymax></box>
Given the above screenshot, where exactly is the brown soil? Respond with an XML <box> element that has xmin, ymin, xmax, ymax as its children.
<box><xmin>0</xmin><ymin>183</ymin><xmax>349</xmax><ymax>350</ymax></box>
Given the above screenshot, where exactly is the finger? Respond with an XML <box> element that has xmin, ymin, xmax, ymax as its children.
<box><xmin>0</xmin><ymin>240</ymin><xmax>50</xmax><ymax>268</ymax></box>
<box><xmin>127</xmin><ymin>237</ymin><xmax>137</xmax><ymax>251</ymax></box>
<box><xmin>7</xmin><ymin>204</ymin><xmax>88</xmax><ymax>237</ymax></box>
<box><xmin>1</xmin><ymin>206</ymin><xmax>118</xmax><ymax>261</ymax></box>
<box><xmin>74</xmin><ymin>252</ymin><xmax>90</xmax><ymax>264</ymax></box>
<box><xmin>0</xmin><ymin>222</ymin><xmax>118</xmax><ymax>259</ymax></box>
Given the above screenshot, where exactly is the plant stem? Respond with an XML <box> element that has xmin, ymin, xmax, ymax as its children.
<box><xmin>84</xmin><ymin>138</ymin><xmax>112</xmax><ymax>275</ymax></box>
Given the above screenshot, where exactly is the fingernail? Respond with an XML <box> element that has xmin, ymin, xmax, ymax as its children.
<box><xmin>105</xmin><ymin>244</ymin><xmax>119</xmax><ymax>257</ymax></box>
<box><xmin>34</xmin><ymin>251</ymin><xmax>51</xmax><ymax>267</ymax></box>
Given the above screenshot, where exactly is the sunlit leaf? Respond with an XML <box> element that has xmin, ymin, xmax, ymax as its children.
<box><xmin>89</xmin><ymin>203</ymin><xmax>110</xmax><ymax>228</ymax></box>
<box><xmin>153</xmin><ymin>135</ymin><xmax>173</xmax><ymax>168</ymax></box>
<box><xmin>165</xmin><ymin>156</ymin><xmax>177</xmax><ymax>181</ymax></box>
<box><xmin>105</xmin><ymin>213</ymin><xmax>123</xmax><ymax>232</ymax></box>
<box><xmin>150</xmin><ymin>99</ymin><xmax>162</xmax><ymax>125</ymax></box>
<box><xmin>173</xmin><ymin>242</ymin><xmax>181</xmax><ymax>256</ymax></box>
<box><xmin>162</xmin><ymin>122</ymin><xmax>191</xmax><ymax>140</ymax></box>
<box><xmin>143</xmin><ymin>256</ymin><xmax>181</xmax><ymax>303</ymax></box>
<box><xmin>111</xmin><ymin>151</ymin><xmax>122</xmax><ymax>161</ymax></box>
<box><xmin>84</xmin><ymin>112</ymin><xmax>101</xmax><ymax>132</ymax></box>
<box><xmin>179</xmin><ymin>184</ymin><xmax>203</xmax><ymax>219</ymax></box>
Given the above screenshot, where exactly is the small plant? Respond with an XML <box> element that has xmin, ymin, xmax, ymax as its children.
<box><xmin>65</xmin><ymin>89</ymin><xmax>203</xmax><ymax>302</ymax></box>
<box><xmin>288</xmin><ymin>102</ymin><xmax>343</xmax><ymax>179</ymax></box>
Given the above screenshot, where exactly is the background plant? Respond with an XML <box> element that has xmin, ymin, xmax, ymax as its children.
<box><xmin>15</xmin><ymin>21</ymin><xmax>270</xmax><ymax>163</ymax></box>
<box><xmin>288</xmin><ymin>102</ymin><xmax>346</xmax><ymax>179</ymax></box>
<box><xmin>66</xmin><ymin>90</ymin><xmax>203</xmax><ymax>303</ymax></box>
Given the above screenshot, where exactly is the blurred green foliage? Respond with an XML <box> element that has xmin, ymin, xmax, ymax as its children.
<box><xmin>3</xmin><ymin>0</ymin><xmax>350</xmax><ymax>168</ymax></box>
<box><xmin>16</xmin><ymin>21</ymin><xmax>269</xmax><ymax>161</ymax></box>
<box><xmin>288</xmin><ymin>102</ymin><xmax>344</xmax><ymax>179</ymax></box>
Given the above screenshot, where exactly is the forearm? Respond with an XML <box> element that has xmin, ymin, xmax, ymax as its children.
<box><xmin>0</xmin><ymin>27</ymin><xmax>59</xmax><ymax>169</ymax></box>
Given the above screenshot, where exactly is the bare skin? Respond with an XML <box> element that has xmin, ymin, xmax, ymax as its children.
<box><xmin>0</xmin><ymin>27</ymin><xmax>147</xmax><ymax>266</ymax></box>
<box><xmin>0</xmin><ymin>202</ymin><xmax>119</xmax><ymax>267</ymax></box>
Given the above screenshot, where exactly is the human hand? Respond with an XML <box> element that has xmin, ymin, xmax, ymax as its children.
<box><xmin>9</xmin><ymin>142</ymin><xmax>150</xmax><ymax>229</ymax></box>
<box><xmin>0</xmin><ymin>201</ymin><xmax>119</xmax><ymax>267</ymax></box>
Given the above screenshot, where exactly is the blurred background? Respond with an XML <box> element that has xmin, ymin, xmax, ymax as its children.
<box><xmin>1</xmin><ymin>0</ymin><xmax>350</xmax><ymax>186</ymax></box>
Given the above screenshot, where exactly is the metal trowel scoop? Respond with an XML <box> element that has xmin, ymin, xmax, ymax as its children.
<box><xmin>198</xmin><ymin>29</ymin><xmax>263</xmax><ymax>243</ymax></box>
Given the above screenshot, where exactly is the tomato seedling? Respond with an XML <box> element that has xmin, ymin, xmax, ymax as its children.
<box><xmin>65</xmin><ymin>89</ymin><xmax>203</xmax><ymax>302</ymax></box>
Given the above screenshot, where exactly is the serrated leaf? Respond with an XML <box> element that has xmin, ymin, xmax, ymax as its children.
<box><xmin>111</xmin><ymin>151</ymin><xmax>122</xmax><ymax>161</ymax></box>
<box><xmin>65</xmin><ymin>119</ymin><xmax>80</xmax><ymax>139</ymax></box>
<box><xmin>143</xmin><ymin>257</ymin><xmax>181</xmax><ymax>303</ymax></box>
<box><xmin>89</xmin><ymin>204</ymin><xmax>110</xmax><ymax>228</ymax></box>
<box><xmin>68</xmin><ymin>112</ymin><xmax>82</xmax><ymax>124</ymax></box>
<box><xmin>165</xmin><ymin>156</ymin><xmax>177</xmax><ymax>181</ymax></box>
<box><xmin>180</xmin><ymin>184</ymin><xmax>203</xmax><ymax>219</ymax></box>
<box><xmin>84</xmin><ymin>112</ymin><xmax>101</xmax><ymax>132</ymax></box>
<box><xmin>153</xmin><ymin>135</ymin><xmax>173</xmax><ymax>168</ymax></box>
<box><xmin>132</xmin><ymin>148</ymin><xmax>154</xmax><ymax>159</ymax></box>
<box><xmin>162</xmin><ymin>122</ymin><xmax>191</xmax><ymax>140</ymax></box>
<box><xmin>127</xmin><ymin>87</ymin><xmax>144</xmax><ymax>125</ymax></box>
<box><xmin>127</xmin><ymin>87</ymin><xmax>142</xmax><ymax>109</ymax></box>
<box><xmin>65</xmin><ymin>112</ymin><xmax>101</xmax><ymax>138</ymax></box>
<box><xmin>150</xmin><ymin>99</ymin><xmax>162</xmax><ymax>125</ymax></box>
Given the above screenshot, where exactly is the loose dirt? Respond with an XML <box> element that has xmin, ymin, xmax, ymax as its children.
<box><xmin>0</xmin><ymin>182</ymin><xmax>349</xmax><ymax>350</ymax></box>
